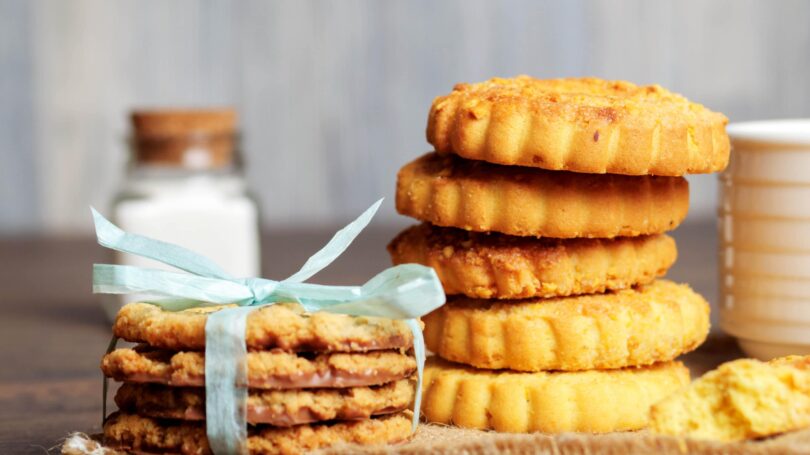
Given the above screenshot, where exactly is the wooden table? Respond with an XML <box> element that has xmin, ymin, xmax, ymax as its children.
<box><xmin>0</xmin><ymin>221</ymin><xmax>742</xmax><ymax>454</ymax></box>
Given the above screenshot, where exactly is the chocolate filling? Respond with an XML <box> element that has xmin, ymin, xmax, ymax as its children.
<box><xmin>116</xmin><ymin>368</ymin><xmax>414</xmax><ymax>390</ymax></box>
<box><xmin>130</xmin><ymin>401</ymin><xmax>409</xmax><ymax>426</ymax></box>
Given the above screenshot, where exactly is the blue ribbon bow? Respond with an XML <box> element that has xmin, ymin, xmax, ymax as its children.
<box><xmin>92</xmin><ymin>199</ymin><xmax>445</xmax><ymax>454</ymax></box>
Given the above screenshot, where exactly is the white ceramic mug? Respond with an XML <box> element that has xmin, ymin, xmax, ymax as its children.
<box><xmin>720</xmin><ymin>119</ymin><xmax>810</xmax><ymax>359</ymax></box>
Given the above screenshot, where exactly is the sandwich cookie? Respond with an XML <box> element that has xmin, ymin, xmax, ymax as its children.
<box><xmin>114</xmin><ymin>379</ymin><xmax>415</xmax><ymax>426</ymax></box>
<box><xmin>103</xmin><ymin>411</ymin><xmax>413</xmax><ymax>455</ymax></box>
<box><xmin>114</xmin><ymin>302</ymin><xmax>415</xmax><ymax>352</ymax></box>
<box><xmin>102</xmin><ymin>347</ymin><xmax>416</xmax><ymax>389</ymax></box>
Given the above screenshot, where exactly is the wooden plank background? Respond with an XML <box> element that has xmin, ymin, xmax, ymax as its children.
<box><xmin>1</xmin><ymin>0</ymin><xmax>809</xmax><ymax>234</ymax></box>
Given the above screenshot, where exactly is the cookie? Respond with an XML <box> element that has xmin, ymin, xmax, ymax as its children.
<box><xmin>103</xmin><ymin>411</ymin><xmax>412</xmax><ymax>455</ymax></box>
<box><xmin>427</xmin><ymin>76</ymin><xmax>729</xmax><ymax>176</ymax></box>
<box><xmin>424</xmin><ymin>280</ymin><xmax>709</xmax><ymax>371</ymax></box>
<box><xmin>388</xmin><ymin>223</ymin><xmax>676</xmax><ymax>299</ymax></box>
<box><xmin>651</xmin><ymin>355</ymin><xmax>810</xmax><ymax>442</ymax></box>
<box><xmin>114</xmin><ymin>302</ymin><xmax>414</xmax><ymax>352</ymax></box>
<box><xmin>396</xmin><ymin>152</ymin><xmax>689</xmax><ymax>238</ymax></box>
<box><xmin>422</xmin><ymin>357</ymin><xmax>689</xmax><ymax>433</ymax></box>
<box><xmin>114</xmin><ymin>379</ymin><xmax>415</xmax><ymax>426</ymax></box>
<box><xmin>102</xmin><ymin>347</ymin><xmax>416</xmax><ymax>389</ymax></box>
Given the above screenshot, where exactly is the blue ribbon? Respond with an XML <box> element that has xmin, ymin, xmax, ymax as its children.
<box><xmin>91</xmin><ymin>199</ymin><xmax>445</xmax><ymax>454</ymax></box>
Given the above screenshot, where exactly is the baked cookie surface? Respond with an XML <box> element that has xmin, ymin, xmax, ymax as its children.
<box><xmin>651</xmin><ymin>355</ymin><xmax>810</xmax><ymax>442</ymax></box>
<box><xmin>103</xmin><ymin>411</ymin><xmax>412</xmax><ymax>455</ymax></box>
<box><xmin>388</xmin><ymin>223</ymin><xmax>676</xmax><ymax>299</ymax></box>
<box><xmin>102</xmin><ymin>347</ymin><xmax>416</xmax><ymax>389</ymax></box>
<box><xmin>423</xmin><ymin>280</ymin><xmax>709</xmax><ymax>371</ymax></box>
<box><xmin>396</xmin><ymin>152</ymin><xmax>688</xmax><ymax>238</ymax></box>
<box><xmin>422</xmin><ymin>357</ymin><xmax>689</xmax><ymax>433</ymax></box>
<box><xmin>428</xmin><ymin>76</ymin><xmax>729</xmax><ymax>176</ymax></box>
<box><xmin>115</xmin><ymin>379</ymin><xmax>414</xmax><ymax>426</ymax></box>
<box><xmin>114</xmin><ymin>302</ymin><xmax>413</xmax><ymax>352</ymax></box>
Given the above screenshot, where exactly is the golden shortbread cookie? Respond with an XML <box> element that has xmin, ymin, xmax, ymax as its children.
<box><xmin>388</xmin><ymin>223</ymin><xmax>676</xmax><ymax>299</ymax></box>
<box><xmin>114</xmin><ymin>379</ymin><xmax>415</xmax><ymax>426</ymax></box>
<box><xmin>424</xmin><ymin>280</ymin><xmax>709</xmax><ymax>371</ymax></box>
<box><xmin>427</xmin><ymin>76</ymin><xmax>729</xmax><ymax>176</ymax></box>
<box><xmin>102</xmin><ymin>347</ymin><xmax>416</xmax><ymax>389</ymax></box>
<box><xmin>396</xmin><ymin>152</ymin><xmax>689</xmax><ymax>238</ymax></box>
<box><xmin>103</xmin><ymin>411</ymin><xmax>412</xmax><ymax>455</ymax></box>
<box><xmin>114</xmin><ymin>302</ymin><xmax>414</xmax><ymax>352</ymax></box>
<box><xmin>651</xmin><ymin>355</ymin><xmax>810</xmax><ymax>442</ymax></box>
<box><xmin>422</xmin><ymin>357</ymin><xmax>689</xmax><ymax>433</ymax></box>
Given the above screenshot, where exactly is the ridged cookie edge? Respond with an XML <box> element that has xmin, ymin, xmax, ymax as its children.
<box><xmin>427</xmin><ymin>76</ymin><xmax>729</xmax><ymax>176</ymax></box>
<box><xmin>396</xmin><ymin>152</ymin><xmax>689</xmax><ymax>238</ymax></box>
<box><xmin>423</xmin><ymin>280</ymin><xmax>710</xmax><ymax>371</ymax></box>
<box><xmin>422</xmin><ymin>357</ymin><xmax>690</xmax><ymax>433</ymax></box>
<box><xmin>388</xmin><ymin>223</ymin><xmax>677</xmax><ymax>299</ymax></box>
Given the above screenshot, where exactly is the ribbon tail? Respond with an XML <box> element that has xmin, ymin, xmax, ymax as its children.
<box><xmin>205</xmin><ymin>307</ymin><xmax>255</xmax><ymax>455</ymax></box>
<box><xmin>91</xmin><ymin>207</ymin><xmax>232</xmax><ymax>279</ymax></box>
<box><xmin>102</xmin><ymin>336</ymin><xmax>118</xmax><ymax>427</ymax></box>
<box><xmin>406</xmin><ymin>319</ymin><xmax>424</xmax><ymax>432</ymax></box>
<box><xmin>283</xmin><ymin>199</ymin><xmax>383</xmax><ymax>283</ymax></box>
<box><xmin>298</xmin><ymin>264</ymin><xmax>445</xmax><ymax>318</ymax></box>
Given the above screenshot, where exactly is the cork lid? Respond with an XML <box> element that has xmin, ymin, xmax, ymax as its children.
<box><xmin>130</xmin><ymin>108</ymin><xmax>239</xmax><ymax>169</ymax></box>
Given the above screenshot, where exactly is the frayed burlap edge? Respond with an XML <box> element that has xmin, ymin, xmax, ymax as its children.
<box><xmin>61</xmin><ymin>433</ymin><xmax>122</xmax><ymax>455</ymax></box>
<box><xmin>63</xmin><ymin>424</ymin><xmax>810</xmax><ymax>455</ymax></box>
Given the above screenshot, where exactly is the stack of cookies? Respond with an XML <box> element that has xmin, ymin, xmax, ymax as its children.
<box><xmin>389</xmin><ymin>76</ymin><xmax>730</xmax><ymax>433</ymax></box>
<box><xmin>101</xmin><ymin>303</ymin><xmax>418</xmax><ymax>453</ymax></box>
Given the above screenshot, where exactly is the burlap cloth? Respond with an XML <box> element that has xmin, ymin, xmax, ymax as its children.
<box><xmin>63</xmin><ymin>338</ymin><xmax>809</xmax><ymax>454</ymax></box>
<box><xmin>63</xmin><ymin>423</ymin><xmax>810</xmax><ymax>454</ymax></box>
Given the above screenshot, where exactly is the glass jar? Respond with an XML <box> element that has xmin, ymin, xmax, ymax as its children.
<box><xmin>103</xmin><ymin>109</ymin><xmax>261</xmax><ymax>321</ymax></box>
<box><xmin>720</xmin><ymin>119</ymin><xmax>810</xmax><ymax>359</ymax></box>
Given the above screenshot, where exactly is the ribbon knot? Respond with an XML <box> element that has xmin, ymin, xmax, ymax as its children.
<box><xmin>92</xmin><ymin>199</ymin><xmax>444</xmax><ymax>455</ymax></box>
<box><xmin>239</xmin><ymin>277</ymin><xmax>279</xmax><ymax>305</ymax></box>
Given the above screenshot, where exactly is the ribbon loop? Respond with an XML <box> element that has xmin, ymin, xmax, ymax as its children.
<box><xmin>302</xmin><ymin>264</ymin><xmax>443</xmax><ymax>318</ymax></box>
<box><xmin>283</xmin><ymin>199</ymin><xmax>383</xmax><ymax>284</ymax></box>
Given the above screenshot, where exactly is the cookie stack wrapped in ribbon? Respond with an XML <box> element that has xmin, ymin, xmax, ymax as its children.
<box><xmin>101</xmin><ymin>304</ymin><xmax>418</xmax><ymax>453</ymax></box>
<box><xmin>388</xmin><ymin>76</ymin><xmax>730</xmax><ymax>433</ymax></box>
<box><xmin>90</xmin><ymin>203</ymin><xmax>446</xmax><ymax>454</ymax></box>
